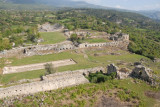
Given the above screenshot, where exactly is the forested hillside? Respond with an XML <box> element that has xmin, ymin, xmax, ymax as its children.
<box><xmin>0</xmin><ymin>9</ymin><xmax>160</xmax><ymax>59</ymax></box>
<box><xmin>0</xmin><ymin>0</ymin><xmax>99</xmax><ymax>9</ymax></box>
<box><xmin>80</xmin><ymin>9</ymin><xmax>160</xmax><ymax>59</ymax></box>
<box><xmin>139</xmin><ymin>10</ymin><xmax>160</xmax><ymax>21</ymax></box>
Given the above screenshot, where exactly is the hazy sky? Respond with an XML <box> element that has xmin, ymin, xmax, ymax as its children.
<box><xmin>73</xmin><ymin>0</ymin><xmax>160</xmax><ymax>10</ymax></box>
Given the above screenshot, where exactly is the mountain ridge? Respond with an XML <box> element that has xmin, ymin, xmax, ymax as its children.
<box><xmin>1</xmin><ymin>0</ymin><xmax>160</xmax><ymax>21</ymax></box>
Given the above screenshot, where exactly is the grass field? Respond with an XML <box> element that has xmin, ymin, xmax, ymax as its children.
<box><xmin>0</xmin><ymin>49</ymin><xmax>150</xmax><ymax>84</ymax></box>
<box><xmin>40</xmin><ymin>31</ymin><xmax>66</xmax><ymax>44</ymax></box>
<box><xmin>118</xmin><ymin>79</ymin><xmax>158</xmax><ymax>107</ymax></box>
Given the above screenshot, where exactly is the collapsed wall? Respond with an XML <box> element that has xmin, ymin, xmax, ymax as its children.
<box><xmin>3</xmin><ymin>59</ymin><xmax>76</xmax><ymax>74</ymax></box>
<box><xmin>107</xmin><ymin>64</ymin><xmax>130</xmax><ymax>79</ymax></box>
<box><xmin>0</xmin><ymin>67</ymin><xmax>104</xmax><ymax>99</ymax></box>
<box><xmin>131</xmin><ymin>64</ymin><xmax>154</xmax><ymax>84</ymax></box>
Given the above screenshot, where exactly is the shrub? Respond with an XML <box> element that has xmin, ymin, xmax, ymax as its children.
<box><xmin>91</xmin><ymin>77</ymin><xmax>97</xmax><ymax>83</ymax></box>
<box><xmin>44</xmin><ymin>63</ymin><xmax>56</xmax><ymax>75</ymax></box>
<box><xmin>88</xmin><ymin>72</ymin><xmax>115</xmax><ymax>83</ymax></box>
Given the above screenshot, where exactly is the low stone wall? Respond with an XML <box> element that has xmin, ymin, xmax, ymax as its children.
<box><xmin>0</xmin><ymin>40</ymin><xmax>129</xmax><ymax>58</ymax></box>
<box><xmin>0</xmin><ymin>67</ymin><xmax>104</xmax><ymax>99</ymax></box>
<box><xmin>79</xmin><ymin>41</ymin><xmax>129</xmax><ymax>50</ymax></box>
<box><xmin>3</xmin><ymin>59</ymin><xmax>76</xmax><ymax>74</ymax></box>
<box><xmin>0</xmin><ymin>41</ymin><xmax>75</xmax><ymax>58</ymax></box>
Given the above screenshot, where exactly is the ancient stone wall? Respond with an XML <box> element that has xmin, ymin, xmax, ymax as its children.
<box><xmin>3</xmin><ymin>59</ymin><xmax>76</xmax><ymax>74</ymax></box>
<box><xmin>109</xmin><ymin>33</ymin><xmax>129</xmax><ymax>41</ymax></box>
<box><xmin>78</xmin><ymin>41</ymin><xmax>129</xmax><ymax>50</ymax></box>
<box><xmin>38</xmin><ymin>23</ymin><xmax>64</xmax><ymax>32</ymax></box>
<box><xmin>107</xmin><ymin>64</ymin><xmax>118</xmax><ymax>75</ymax></box>
<box><xmin>131</xmin><ymin>65</ymin><xmax>154</xmax><ymax>83</ymax></box>
<box><xmin>154</xmin><ymin>58</ymin><xmax>160</xmax><ymax>63</ymax></box>
<box><xmin>0</xmin><ymin>41</ymin><xmax>75</xmax><ymax>58</ymax></box>
<box><xmin>107</xmin><ymin>64</ymin><xmax>130</xmax><ymax>79</ymax></box>
<box><xmin>0</xmin><ymin>33</ymin><xmax>129</xmax><ymax>58</ymax></box>
<box><xmin>64</xmin><ymin>30</ymin><xmax>91</xmax><ymax>38</ymax></box>
<box><xmin>0</xmin><ymin>67</ymin><xmax>104</xmax><ymax>99</ymax></box>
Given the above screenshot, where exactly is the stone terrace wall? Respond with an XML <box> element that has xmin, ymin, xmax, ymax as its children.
<box><xmin>3</xmin><ymin>59</ymin><xmax>76</xmax><ymax>74</ymax></box>
<box><xmin>79</xmin><ymin>41</ymin><xmax>129</xmax><ymax>50</ymax></box>
<box><xmin>0</xmin><ymin>41</ymin><xmax>75</xmax><ymax>58</ymax></box>
<box><xmin>0</xmin><ymin>34</ymin><xmax>129</xmax><ymax>58</ymax></box>
<box><xmin>0</xmin><ymin>67</ymin><xmax>104</xmax><ymax>99</ymax></box>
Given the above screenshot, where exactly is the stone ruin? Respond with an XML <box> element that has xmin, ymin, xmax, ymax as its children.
<box><xmin>79</xmin><ymin>41</ymin><xmax>129</xmax><ymax>50</ymax></box>
<box><xmin>0</xmin><ymin>31</ymin><xmax>130</xmax><ymax>58</ymax></box>
<box><xmin>107</xmin><ymin>63</ymin><xmax>156</xmax><ymax>84</ymax></box>
<box><xmin>0</xmin><ymin>63</ymin><xmax>157</xmax><ymax>99</ymax></box>
<box><xmin>131</xmin><ymin>63</ymin><xmax>154</xmax><ymax>84</ymax></box>
<box><xmin>154</xmin><ymin>58</ymin><xmax>160</xmax><ymax>63</ymax></box>
<box><xmin>0</xmin><ymin>38</ymin><xmax>130</xmax><ymax>58</ymax></box>
<box><xmin>64</xmin><ymin>29</ymin><xmax>91</xmax><ymax>38</ymax></box>
<box><xmin>107</xmin><ymin>64</ymin><xmax>130</xmax><ymax>79</ymax></box>
<box><xmin>3</xmin><ymin>59</ymin><xmax>76</xmax><ymax>74</ymax></box>
<box><xmin>109</xmin><ymin>32</ymin><xmax>129</xmax><ymax>41</ymax></box>
<box><xmin>0</xmin><ymin>67</ymin><xmax>104</xmax><ymax>99</ymax></box>
<box><xmin>38</xmin><ymin>23</ymin><xmax>64</xmax><ymax>32</ymax></box>
<box><xmin>0</xmin><ymin>41</ymin><xmax>75</xmax><ymax>58</ymax></box>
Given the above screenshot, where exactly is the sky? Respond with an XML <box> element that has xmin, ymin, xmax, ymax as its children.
<box><xmin>73</xmin><ymin>0</ymin><xmax>160</xmax><ymax>10</ymax></box>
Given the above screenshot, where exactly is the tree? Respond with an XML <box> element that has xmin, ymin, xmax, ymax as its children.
<box><xmin>44</xmin><ymin>63</ymin><xmax>56</xmax><ymax>75</ymax></box>
<box><xmin>70</xmin><ymin>34</ymin><xmax>78</xmax><ymax>42</ymax></box>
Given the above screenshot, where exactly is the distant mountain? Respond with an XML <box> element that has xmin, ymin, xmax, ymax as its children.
<box><xmin>139</xmin><ymin>10</ymin><xmax>160</xmax><ymax>21</ymax></box>
<box><xmin>3</xmin><ymin>0</ymin><xmax>103</xmax><ymax>8</ymax></box>
<box><xmin>7</xmin><ymin>0</ymin><xmax>36</xmax><ymax>4</ymax></box>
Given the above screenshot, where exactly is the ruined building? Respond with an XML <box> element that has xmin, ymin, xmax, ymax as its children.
<box><xmin>109</xmin><ymin>33</ymin><xmax>129</xmax><ymax>41</ymax></box>
<box><xmin>38</xmin><ymin>23</ymin><xmax>64</xmax><ymax>32</ymax></box>
<box><xmin>131</xmin><ymin>63</ymin><xmax>154</xmax><ymax>84</ymax></box>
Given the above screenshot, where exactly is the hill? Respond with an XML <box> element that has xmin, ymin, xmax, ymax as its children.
<box><xmin>139</xmin><ymin>10</ymin><xmax>160</xmax><ymax>21</ymax></box>
<box><xmin>0</xmin><ymin>0</ymin><xmax>104</xmax><ymax>9</ymax></box>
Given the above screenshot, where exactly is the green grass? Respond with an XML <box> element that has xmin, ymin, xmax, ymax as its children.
<box><xmin>1</xmin><ymin>51</ymin><xmax>99</xmax><ymax>84</ymax></box>
<box><xmin>118</xmin><ymin>79</ymin><xmax>158</xmax><ymax>107</ymax></box>
<box><xmin>40</xmin><ymin>31</ymin><xmax>66</xmax><ymax>44</ymax></box>
<box><xmin>88</xmin><ymin>53</ymin><xmax>148</xmax><ymax>64</ymax></box>
<box><xmin>1</xmin><ymin>69</ymin><xmax>45</xmax><ymax>84</ymax></box>
<box><xmin>1</xmin><ymin>50</ymin><xmax>148</xmax><ymax>84</ymax></box>
<box><xmin>82</xmin><ymin>38</ymin><xmax>109</xmax><ymax>43</ymax></box>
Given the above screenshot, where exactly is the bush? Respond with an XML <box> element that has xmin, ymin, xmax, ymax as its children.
<box><xmin>91</xmin><ymin>77</ymin><xmax>97</xmax><ymax>83</ymax></box>
<box><xmin>88</xmin><ymin>72</ymin><xmax>115</xmax><ymax>83</ymax></box>
<box><xmin>44</xmin><ymin>63</ymin><xmax>56</xmax><ymax>75</ymax></box>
